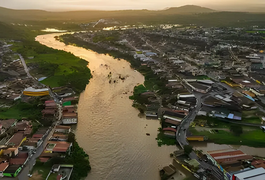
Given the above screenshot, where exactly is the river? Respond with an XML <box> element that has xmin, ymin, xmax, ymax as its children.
<box><xmin>36</xmin><ymin>33</ymin><xmax>188</xmax><ymax>180</ymax></box>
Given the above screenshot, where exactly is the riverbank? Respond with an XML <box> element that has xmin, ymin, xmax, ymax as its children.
<box><xmin>59</xmin><ymin>33</ymin><xmax>178</xmax><ymax>147</ymax></box>
<box><xmin>36</xmin><ymin>33</ymin><xmax>182</xmax><ymax>180</ymax></box>
<box><xmin>11</xmin><ymin>39</ymin><xmax>92</xmax><ymax>93</ymax></box>
<box><xmin>59</xmin><ymin>34</ymin><xmax>169</xmax><ymax>93</ymax></box>
<box><xmin>0</xmin><ymin>33</ymin><xmax>93</xmax><ymax>179</ymax></box>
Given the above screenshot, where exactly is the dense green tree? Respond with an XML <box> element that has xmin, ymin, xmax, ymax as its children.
<box><xmin>67</xmin><ymin>132</ymin><xmax>76</xmax><ymax>143</ymax></box>
<box><xmin>184</xmin><ymin>145</ymin><xmax>193</xmax><ymax>155</ymax></box>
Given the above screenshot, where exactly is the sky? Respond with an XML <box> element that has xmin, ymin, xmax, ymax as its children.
<box><xmin>0</xmin><ymin>0</ymin><xmax>265</xmax><ymax>11</ymax></box>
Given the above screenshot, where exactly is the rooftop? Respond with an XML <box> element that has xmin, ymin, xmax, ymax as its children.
<box><xmin>62</xmin><ymin>113</ymin><xmax>77</xmax><ymax>118</ymax></box>
<box><xmin>62</xmin><ymin>97</ymin><xmax>78</xmax><ymax>102</ymax></box>
<box><xmin>251</xmin><ymin>160</ymin><xmax>265</xmax><ymax>169</ymax></box>
<box><xmin>0</xmin><ymin>119</ymin><xmax>16</xmax><ymax>129</ymax></box>
<box><xmin>7</xmin><ymin>132</ymin><xmax>24</xmax><ymax>147</ymax></box>
<box><xmin>55</xmin><ymin>125</ymin><xmax>71</xmax><ymax>130</ymax></box>
<box><xmin>9</xmin><ymin>152</ymin><xmax>28</xmax><ymax>165</ymax></box>
<box><xmin>233</xmin><ymin>167</ymin><xmax>265</xmax><ymax>180</ymax></box>
<box><xmin>46</xmin><ymin>141</ymin><xmax>72</xmax><ymax>153</ymax></box>
<box><xmin>4</xmin><ymin>164</ymin><xmax>20</xmax><ymax>173</ymax></box>
<box><xmin>208</xmin><ymin>149</ymin><xmax>252</xmax><ymax>165</ymax></box>
<box><xmin>0</xmin><ymin>162</ymin><xmax>9</xmax><ymax>172</ymax></box>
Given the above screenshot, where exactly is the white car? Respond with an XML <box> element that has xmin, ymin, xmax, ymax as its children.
<box><xmin>28</xmin><ymin>174</ymin><xmax>32</xmax><ymax>177</ymax></box>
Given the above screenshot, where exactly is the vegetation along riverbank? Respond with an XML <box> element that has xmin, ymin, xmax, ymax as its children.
<box><xmin>0</xmin><ymin>23</ymin><xmax>92</xmax><ymax>179</ymax></box>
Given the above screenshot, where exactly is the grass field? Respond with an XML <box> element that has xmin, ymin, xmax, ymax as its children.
<box><xmin>195</xmin><ymin>116</ymin><xmax>230</xmax><ymax>128</ymax></box>
<box><xmin>242</xmin><ymin>117</ymin><xmax>261</xmax><ymax>124</ymax></box>
<box><xmin>0</xmin><ymin>100</ymin><xmax>43</xmax><ymax>120</ymax></box>
<box><xmin>247</xmin><ymin>31</ymin><xmax>265</xmax><ymax>34</ymax></box>
<box><xmin>189</xmin><ymin>127</ymin><xmax>265</xmax><ymax>147</ymax></box>
<box><xmin>41</xmin><ymin>76</ymin><xmax>63</xmax><ymax>87</ymax></box>
<box><xmin>11</xmin><ymin>41</ymin><xmax>92</xmax><ymax>93</ymax></box>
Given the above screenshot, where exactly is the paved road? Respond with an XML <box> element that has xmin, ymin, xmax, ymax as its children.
<box><xmin>175</xmin><ymin>81</ymin><xmax>225</xmax><ymax>180</ymax></box>
<box><xmin>175</xmin><ymin>80</ymin><xmax>265</xmax><ymax>179</ymax></box>
<box><xmin>17</xmin><ymin>54</ymin><xmax>33</xmax><ymax>79</ymax></box>
<box><xmin>2</xmin><ymin>125</ymin><xmax>56</xmax><ymax>180</ymax></box>
<box><xmin>1</xmin><ymin>54</ymin><xmax>62</xmax><ymax>179</ymax></box>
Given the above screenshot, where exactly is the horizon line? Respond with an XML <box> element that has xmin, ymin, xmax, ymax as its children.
<box><xmin>0</xmin><ymin>4</ymin><xmax>265</xmax><ymax>13</ymax></box>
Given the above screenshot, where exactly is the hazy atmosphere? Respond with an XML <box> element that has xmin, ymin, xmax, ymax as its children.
<box><xmin>0</xmin><ymin>0</ymin><xmax>265</xmax><ymax>10</ymax></box>
<box><xmin>2</xmin><ymin>0</ymin><xmax>265</xmax><ymax>179</ymax></box>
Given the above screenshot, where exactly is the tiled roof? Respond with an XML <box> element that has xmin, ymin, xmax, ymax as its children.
<box><xmin>0</xmin><ymin>162</ymin><xmax>9</xmax><ymax>171</ymax></box>
<box><xmin>208</xmin><ymin>149</ymin><xmax>253</xmax><ymax>165</ymax></box>
<box><xmin>251</xmin><ymin>160</ymin><xmax>265</xmax><ymax>169</ymax></box>
<box><xmin>0</xmin><ymin>119</ymin><xmax>16</xmax><ymax>129</ymax></box>
<box><xmin>55</xmin><ymin>125</ymin><xmax>71</xmax><ymax>130</ymax></box>
<box><xmin>7</xmin><ymin>132</ymin><xmax>24</xmax><ymax>146</ymax></box>
<box><xmin>47</xmin><ymin>141</ymin><xmax>71</xmax><ymax>153</ymax></box>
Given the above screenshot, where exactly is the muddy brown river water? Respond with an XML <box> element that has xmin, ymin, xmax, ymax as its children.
<box><xmin>36</xmin><ymin>33</ymin><xmax>185</xmax><ymax>180</ymax></box>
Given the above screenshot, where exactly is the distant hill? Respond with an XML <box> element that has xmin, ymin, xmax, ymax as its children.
<box><xmin>243</xmin><ymin>7</ymin><xmax>265</xmax><ymax>13</ymax></box>
<box><xmin>0</xmin><ymin>5</ymin><xmax>215</xmax><ymax>24</ymax></box>
<box><xmin>164</xmin><ymin>5</ymin><xmax>216</xmax><ymax>14</ymax></box>
<box><xmin>1</xmin><ymin>5</ymin><xmax>265</xmax><ymax>29</ymax></box>
<box><xmin>0</xmin><ymin>21</ymin><xmax>20</xmax><ymax>39</ymax></box>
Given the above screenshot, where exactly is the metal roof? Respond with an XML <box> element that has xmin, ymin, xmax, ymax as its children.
<box><xmin>234</xmin><ymin>167</ymin><xmax>265</xmax><ymax>179</ymax></box>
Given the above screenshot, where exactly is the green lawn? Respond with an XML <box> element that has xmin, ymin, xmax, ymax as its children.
<box><xmin>195</xmin><ymin>116</ymin><xmax>230</xmax><ymax>128</ymax></box>
<box><xmin>242</xmin><ymin>117</ymin><xmax>261</xmax><ymax>124</ymax></box>
<box><xmin>0</xmin><ymin>100</ymin><xmax>42</xmax><ymax>120</ymax></box>
<box><xmin>41</xmin><ymin>76</ymin><xmax>63</xmax><ymax>87</ymax></box>
<box><xmin>247</xmin><ymin>31</ymin><xmax>265</xmax><ymax>34</ymax></box>
<box><xmin>47</xmin><ymin>173</ymin><xmax>57</xmax><ymax>180</ymax></box>
<box><xmin>189</xmin><ymin>127</ymin><xmax>265</xmax><ymax>147</ymax></box>
<box><xmin>12</xmin><ymin>40</ymin><xmax>92</xmax><ymax>93</ymax></box>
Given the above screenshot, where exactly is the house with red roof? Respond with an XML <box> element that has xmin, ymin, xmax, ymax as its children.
<box><xmin>0</xmin><ymin>162</ymin><xmax>9</xmax><ymax>177</ymax></box>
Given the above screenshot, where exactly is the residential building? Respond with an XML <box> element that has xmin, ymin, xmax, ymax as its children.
<box><xmin>231</xmin><ymin>167</ymin><xmax>265</xmax><ymax>180</ymax></box>
<box><xmin>0</xmin><ymin>162</ymin><xmax>9</xmax><ymax>177</ymax></box>
<box><xmin>6</xmin><ymin>132</ymin><xmax>26</xmax><ymax>147</ymax></box>
<box><xmin>3</xmin><ymin>165</ymin><xmax>22</xmax><ymax>177</ymax></box>
<box><xmin>0</xmin><ymin>119</ymin><xmax>16</xmax><ymax>134</ymax></box>
<box><xmin>55</xmin><ymin>126</ymin><xmax>71</xmax><ymax>134</ymax></box>
<box><xmin>207</xmin><ymin>149</ymin><xmax>253</xmax><ymax>180</ymax></box>
<box><xmin>23</xmin><ymin>87</ymin><xmax>49</xmax><ymax>96</ymax></box>
<box><xmin>62</xmin><ymin>113</ymin><xmax>78</xmax><ymax>125</ymax></box>
<box><xmin>9</xmin><ymin>152</ymin><xmax>28</xmax><ymax>165</ymax></box>
<box><xmin>45</xmin><ymin>141</ymin><xmax>72</xmax><ymax>154</ymax></box>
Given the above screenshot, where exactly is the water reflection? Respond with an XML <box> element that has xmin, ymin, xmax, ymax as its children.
<box><xmin>36</xmin><ymin>33</ymin><xmax>183</xmax><ymax>180</ymax></box>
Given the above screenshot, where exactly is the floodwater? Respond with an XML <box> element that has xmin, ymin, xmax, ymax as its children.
<box><xmin>36</xmin><ymin>33</ymin><xmax>185</xmax><ymax>180</ymax></box>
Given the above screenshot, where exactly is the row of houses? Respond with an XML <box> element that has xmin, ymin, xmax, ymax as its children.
<box><xmin>62</xmin><ymin>97</ymin><xmax>78</xmax><ymax>125</ymax></box>
<box><xmin>206</xmin><ymin>149</ymin><xmax>265</xmax><ymax>180</ymax></box>
<box><xmin>0</xmin><ymin>121</ymin><xmax>49</xmax><ymax>178</ymax></box>
<box><xmin>161</xmin><ymin>108</ymin><xmax>188</xmax><ymax>137</ymax></box>
<box><xmin>42</xmin><ymin>99</ymin><xmax>58</xmax><ymax>120</ymax></box>
<box><xmin>39</xmin><ymin>125</ymin><xmax>72</xmax><ymax>163</ymax></box>
<box><xmin>184</xmin><ymin>79</ymin><xmax>214</xmax><ymax>93</ymax></box>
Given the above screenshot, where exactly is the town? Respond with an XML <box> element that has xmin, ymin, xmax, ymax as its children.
<box><xmin>60</xmin><ymin>24</ymin><xmax>265</xmax><ymax>180</ymax></box>
<box><xmin>0</xmin><ymin>41</ymin><xmax>90</xmax><ymax>179</ymax></box>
